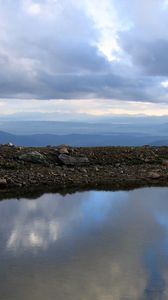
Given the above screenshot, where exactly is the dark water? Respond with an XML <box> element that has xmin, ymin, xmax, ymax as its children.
<box><xmin>1</xmin><ymin>188</ymin><xmax>168</xmax><ymax>299</ymax></box>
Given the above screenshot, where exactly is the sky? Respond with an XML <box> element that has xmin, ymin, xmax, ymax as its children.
<box><xmin>1</xmin><ymin>0</ymin><xmax>168</xmax><ymax>119</ymax></box>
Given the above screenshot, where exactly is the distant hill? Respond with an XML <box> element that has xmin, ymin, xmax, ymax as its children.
<box><xmin>150</xmin><ymin>140</ymin><xmax>168</xmax><ymax>146</ymax></box>
<box><xmin>0</xmin><ymin>130</ymin><xmax>167</xmax><ymax>146</ymax></box>
<box><xmin>0</xmin><ymin>120</ymin><xmax>167</xmax><ymax>136</ymax></box>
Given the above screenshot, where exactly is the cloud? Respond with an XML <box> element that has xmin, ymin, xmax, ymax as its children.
<box><xmin>2</xmin><ymin>188</ymin><xmax>168</xmax><ymax>299</ymax></box>
<box><xmin>120</xmin><ymin>36</ymin><xmax>168</xmax><ymax>76</ymax></box>
<box><xmin>0</xmin><ymin>0</ymin><xmax>111</xmax><ymax>99</ymax></box>
<box><xmin>0</xmin><ymin>0</ymin><xmax>168</xmax><ymax>104</ymax></box>
<box><xmin>117</xmin><ymin>0</ymin><xmax>168</xmax><ymax>76</ymax></box>
<box><xmin>161</xmin><ymin>80</ymin><xmax>168</xmax><ymax>88</ymax></box>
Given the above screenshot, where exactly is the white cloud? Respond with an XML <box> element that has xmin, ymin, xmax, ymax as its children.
<box><xmin>80</xmin><ymin>0</ymin><xmax>122</xmax><ymax>61</ymax></box>
<box><xmin>0</xmin><ymin>99</ymin><xmax>168</xmax><ymax>119</ymax></box>
<box><xmin>161</xmin><ymin>80</ymin><xmax>168</xmax><ymax>88</ymax></box>
<box><xmin>23</xmin><ymin>1</ymin><xmax>41</xmax><ymax>16</ymax></box>
<box><xmin>163</xmin><ymin>0</ymin><xmax>168</xmax><ymax>9</ymax></box>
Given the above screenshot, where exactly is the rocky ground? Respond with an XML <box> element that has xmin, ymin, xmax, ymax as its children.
<box><xmin>1</xmin><ymin>143</ymin><xmax>168</xmax><ymax>196</ymax></box>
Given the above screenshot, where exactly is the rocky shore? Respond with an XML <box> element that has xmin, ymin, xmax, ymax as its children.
<box><xmin>1</xmin><ymin>144</ymin><xmax>168</xmax><ymax>196</ymax></box>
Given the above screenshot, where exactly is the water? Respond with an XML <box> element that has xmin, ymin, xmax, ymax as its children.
<box><xmin>1</xmin><ymin>188</ymin><xmax>168</xmax><ymax>299</ymax></box>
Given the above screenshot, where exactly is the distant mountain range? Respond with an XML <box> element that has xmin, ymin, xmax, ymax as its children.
<box><xmin>150</xmin><ymin>140</ymin><xmax>168</xmax><ymax>146</ymax></box>
<box><xmin>0</xmin><ymin>130</ymin><xmax>167</xmax><ymax>146</ymax></box>
<box><xmin>0</xmin><ymin>120</ymin><xmax>168</xmax><ymax>136</ymax></box>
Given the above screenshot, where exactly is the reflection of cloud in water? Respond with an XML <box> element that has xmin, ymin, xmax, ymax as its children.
<box><xmin>1</xmin><ymin>188</ymin><xmax>168</xmax><ymax>299</ymax></box>
<box><xmin>7</xmin><ymin>219</ymin><xmax>60</xmax><ymax>250</ymax></box>
<box><xmin>5</xmin><ymin>191</ymin><xmax>128</xmax><ymax>253</ymax></box>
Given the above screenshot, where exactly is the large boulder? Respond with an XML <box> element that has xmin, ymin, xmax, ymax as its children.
<box><xmin>58</xmin><ymin>154</ymin><xmax>89</xmax><ymax>166</ymax></box>
<box><xmin>19</xmin><ymin>151</ymin><xmax>47</xmax><ymax>164</ymax></box>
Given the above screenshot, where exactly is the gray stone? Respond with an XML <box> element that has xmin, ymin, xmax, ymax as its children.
<box><xmin>115</xmin><ymin>163</ymin><xmax>121</xmax><ymax>167</ymax></box>
<box><xmin>148</xmin><ymin>171</ymin><xmax>161</xmax><ymax>179</ymax></box>
<box><xmin>19</xmin><ymin>151</ymin><xmax>47</xmax><ymax>164</ymax></box>
<box><xmin>58</xmin><ymin>154</ymin><xmax>89</xmax><ymax>166</ymax></box>
<box><xmin>0</xmin><ymin>178</ymin><xmax>7</xmax><ymax>187</ymax></box>
<box><xmin>58</xmin><ymin>146</ymin><xmax>69</xmax><ymax>154</ymax></box>
<box><xmin>162</xmin><ymin>160</ymin><xmax>168</xmax><ymax>167</ymax></box>
<box><xmin>55</xmin><ymin>144</ymin><xmax>70</xmax><ymax>154</ymax></box>
<box><xmin>3</xmin><ymin>142</ymin><xmax>15</xmax><ymax>147</ymax></box>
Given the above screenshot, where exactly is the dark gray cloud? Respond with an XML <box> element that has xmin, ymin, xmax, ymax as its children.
<box><xmin>0</xmin><ymin>0</ymin><xmax>168</xmax><ymax>103</ymax></box>
<box><xmin>119</xmin><ymin>35</ymin><xmax>168</xmax><ymax>76</ymax></box>
<box><xmin>0</xmin><ymin>71</ymin><xmax>159</xmax><ymax>102</ymax></box>
<box><xmin>116</xmin><ymin>0</ymin><xmax>168</xmax><ymax>77</ymax></box>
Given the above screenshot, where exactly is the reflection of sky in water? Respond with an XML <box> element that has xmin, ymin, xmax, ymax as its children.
<box><xmin>1</xmin><ymin>188</ymin><xmax>168</xmax><ymax>299</ymax></box>
<box><xmin>2</xmin><ymin>191</ymin><xmax>128</xmax><ymax>253</ymax></box>
<box><xmin>80</xmin><ymin>191</ymin><xmax>127</xmax><ymax>229</ymax></box>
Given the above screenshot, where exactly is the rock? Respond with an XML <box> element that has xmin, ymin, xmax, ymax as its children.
<box><xmin>14</xmin><ymin>183</ymin><xmax>22</xmax><ymax>188</ymax></box>
<box><xmin>57</xmin><ymin>144</ymin><xmax>70</xmax><ymax>148</ymax></box>
<box><xmin>58</xmin><ymin>154</ymin><xmax>89</xmax><ymax>166</ymax></box>
<box><xmin>148</xmin><ymin>171</ymin><xmax>161</xmax><ymax>179</ymax></box>
<box><xmin>3</xmin><ymin>142</ymin><xmax>15</xmax><ymax>147</ymax></box>
<box><xmin>58</xmin><ymin>146</ymin><xmax>69</xmax><ymax>154</ymax></box>
<box><xmin>115</xmin><ymin>163</ymin><xmax>121</xmax><ymax>167</ymax></box>
<box><xmin>18</xmin><ymin>146</ymin><xmax>23</xmax><ymax>151</ymax></box>
<box><xmin>56</xmin><ymin>144</ymin><xmax>70</xmax><ymax>154</ymax></box>
<box><xmin>0</xmin><ymin>178</ymin><xmax>7</xmax><ymax>188</ymax></box>
<box><xmin>19</xmin><ymin>151</ymin><xmax>47</xmax><ymax>164</ymax></box>
<box><xmin>162</xmin><ymin>160</ymin><xmax>168</xmax><ymax>167</ymax></box>
<box><xmin>143</xmin><ymin>158</ymin><xmax>151</xmax><ymax>163</ymax></box>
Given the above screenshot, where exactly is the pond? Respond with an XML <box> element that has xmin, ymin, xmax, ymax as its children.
<box><xmin>1</xmin><ymin>188</ymin><xmax>168</xmax><ymax>299</ymax></box>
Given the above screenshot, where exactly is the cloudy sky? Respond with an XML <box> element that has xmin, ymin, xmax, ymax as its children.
<box><xmin>1</xmin><ymin>0</ymin><xmax>168</xmax><ymax>119</ymax></box>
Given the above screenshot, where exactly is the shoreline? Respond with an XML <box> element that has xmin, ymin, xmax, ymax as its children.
<box><xmin>0</xmin><ymin>181</ymin><xmax>168</xmax><ymax>201</ymax></box>
<box><xmin>0</xmin><ymin>144</ymin><xmax>168</xmax><ymax>198</ymax></box>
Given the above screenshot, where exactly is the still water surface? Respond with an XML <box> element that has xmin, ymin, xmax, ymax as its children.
<box><xmin>1</xmin><ymin>188</ymin><xmax>168</xmax><ymax>299</ymax></box>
